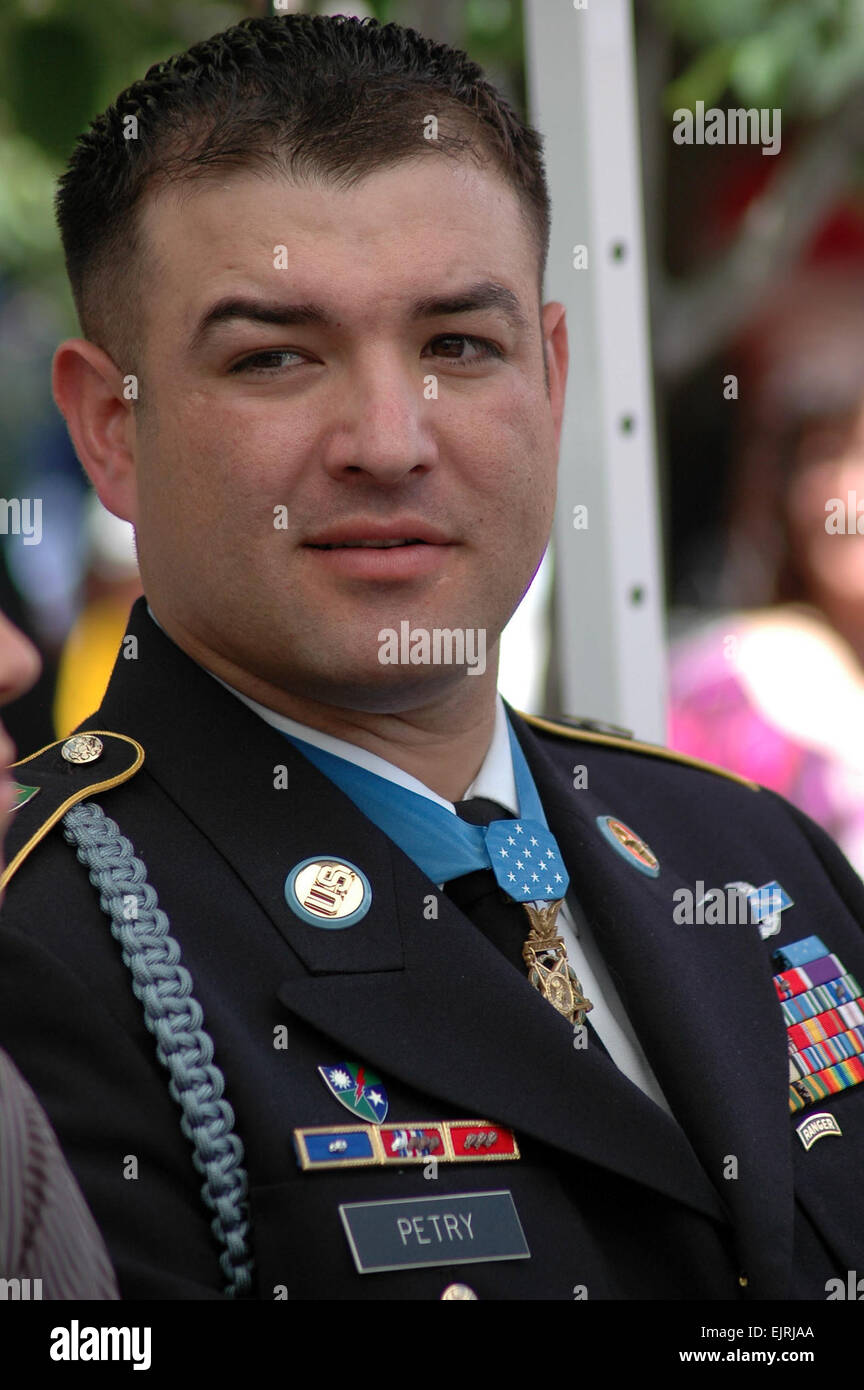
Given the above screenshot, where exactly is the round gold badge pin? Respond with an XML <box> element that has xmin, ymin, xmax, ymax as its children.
<box><xmin>285</xmin><ymin>856</ymin><xmax>372</xmax><ymax>929</ymax></box>
<box><xmin>596</xmin><ymin>815</ymin><xmax>660</xmax><ymax>877</ymax></box>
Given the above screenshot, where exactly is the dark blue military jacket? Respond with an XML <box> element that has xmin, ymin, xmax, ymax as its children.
<box><xmin>1</xmin><ymin>598</ymin><xmax>862</xmax><ymax>1300</ymax></box>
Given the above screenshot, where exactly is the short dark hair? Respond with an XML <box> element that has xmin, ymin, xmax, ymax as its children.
<box><xmin>55</xmin><ymin>12</ymin><xmax>551</xmax><ymax>373</ymax></box>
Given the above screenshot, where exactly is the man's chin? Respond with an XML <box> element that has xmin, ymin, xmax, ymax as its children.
<box><xmin>278</xmin><ymin>661</ymin><xmax>489</xmax><ymax>715</ymax></box>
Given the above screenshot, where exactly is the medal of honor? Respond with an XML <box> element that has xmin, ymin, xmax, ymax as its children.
<box><xmin>521</xmin><ymin>898</ymin><xmax>593</xmax><ymax>1025</ymax></box>
<box><xmin>482</xmin><ymin>818</ymin><xmax>593</xmax><ymax>1025</ymax></box>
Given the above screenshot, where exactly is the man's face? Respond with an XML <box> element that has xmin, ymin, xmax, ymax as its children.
<box><xmin>126</xmin><ymin>157</ymin><xmax>566</xmax><ymax>709</ymax></box>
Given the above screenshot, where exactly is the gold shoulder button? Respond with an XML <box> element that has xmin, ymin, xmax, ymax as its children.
<box><xmin>1</xmin><ymin>731</ymin><xmax>144</xmax><ymax>892</ymax></box>
<box><xmin>61</xmin><ymin>733</ymin><xmax>104</xmax><ymax>764</ymax></box>
<box><xmin>518</xmin><ymin>710</ymin><xmax>760</xmax><ymax>792</ymax></box>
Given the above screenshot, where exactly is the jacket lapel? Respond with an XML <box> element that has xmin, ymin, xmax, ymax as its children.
<box><xmin>508</xmin><ymin>708</ymin><xmax>795</xmax><ymax>1296</ymax></box>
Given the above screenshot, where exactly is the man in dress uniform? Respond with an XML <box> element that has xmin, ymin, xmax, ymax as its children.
<box><xmin>1</xmin><ymin>14</ymin><xmax>863</xmax><ymax>1301</ymax></box>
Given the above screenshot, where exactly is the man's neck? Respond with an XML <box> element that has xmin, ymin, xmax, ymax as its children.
<box><xmin>147</xmin><ymin>605</ymin><xmax>500</xmax><ymax>802</ymax></box>
<box><xmin>249</xmin><ymin>678</ymin><xmax>500</xmax><ymax>802</ymax></box>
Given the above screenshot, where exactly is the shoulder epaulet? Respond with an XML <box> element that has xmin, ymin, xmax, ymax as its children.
<box><xmin>1</xmin><ymin>731</ymin><xmax>144</xmax><ymax>892</ymax></box>
<box><xmin>518</xmin><ymin>711</ymin><xmax>761</xmax><ymax>791</ymax></box>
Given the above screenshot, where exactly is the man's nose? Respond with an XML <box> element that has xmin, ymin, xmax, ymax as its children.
<box><xmin>321</xmin><ymin>354</ymin><xmax>439</xmax><ymax>485</ymax></box>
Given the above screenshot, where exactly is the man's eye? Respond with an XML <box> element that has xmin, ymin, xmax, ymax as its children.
<box><xmin>229</xmin><ymin>350</ymin><xmax>305</xmax><ymax>375</ymax></box>
<box><xmin>229</xmin><ymin>337</ymin><xmax>502</xmax><ymax>375</ymax></box>
<box><xmin>426</xmin><ymin>335</ymin><xmax>503</xmax><ymax>364</ymax></box>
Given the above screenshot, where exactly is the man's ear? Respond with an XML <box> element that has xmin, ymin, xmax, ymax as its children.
<box><xmin>541</xmin><ymin>301</ymin><xmax>568</xmax><ymax>446</ymax></box>
<box><xmin>52</xmin><ymin>339</ymin><xmax>139</xmax><ymax>524</ymax></box>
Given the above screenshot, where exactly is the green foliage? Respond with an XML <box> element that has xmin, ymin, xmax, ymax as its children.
<box><xmin>0</xmin><ymin>1</ymin><xmax>245</xmax><ymax>289</ymax></box>
<box><xmin>4</xmin><ymin>16</ymin><xmax>100</xmax><ymax>161</ymax></box>
<box><xmin>0</xmin><ymin>133</ymin><xmax>59</xmax><ymax>275</ymax></box>
<box><xmin>657</xmin><ymin>0</ymin><xmax>864</xmax><ymax>117</ymax></box>
<box><xmin>0</xmin><ymin>0</ymin><xmax>246</xmax><ymax>463</ymax></box>
<box><xmin>466</xmin><ymin>0</ymin><xmax>526</xmax><ymax>87</ymax></box>
<box><xmin>363</xmin><ymin>0</ymin><xmax>395</xmax><ymax>19</ymax></box>
<box><xmin>663</xmin><ymin>40</ymin><xmax>737</xmax><ymax>114</ymax></box>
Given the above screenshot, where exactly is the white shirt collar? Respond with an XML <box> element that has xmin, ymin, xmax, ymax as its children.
<box><xmin>212</xmin><ymin>676</ymin><xmax>518</xmax><ymax>815</ymax></box>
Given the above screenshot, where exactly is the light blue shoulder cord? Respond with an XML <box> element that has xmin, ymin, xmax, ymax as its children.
<box><xmin>62</xmin><ymin>800</ymin><xmax>253</xmax><ymax>1297</ymax></box>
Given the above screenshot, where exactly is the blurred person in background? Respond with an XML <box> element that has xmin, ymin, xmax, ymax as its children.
<box><xmin>53</xmin><ymin>492</ymin><xmax>140</xmax><ymax>736</ymax></box>
<box><xmin>0</xmin><ymin>607</ymin><xmax>119</xmax><ymax>1298</ymax></box>
<box><xmin>670</xmin><ymin>263</ymin><xmax>864</xmax><ymax>876</ymax></box>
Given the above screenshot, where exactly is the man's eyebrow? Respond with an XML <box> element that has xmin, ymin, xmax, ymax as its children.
<box><xmin>408</xmin><ymin>282</ymin><xmax>529</xmax><ymax>333</ymax></box>
<box><xmin>188</xmin><ymin>280</ymin><xmax>528</xmax><ymax>352</ymax></box>
<box><xmin>188</xmin><ymin>297</ymin><xmax>329</xmax><ymax>352</ymax></box>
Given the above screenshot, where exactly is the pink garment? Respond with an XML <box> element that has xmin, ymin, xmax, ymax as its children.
<box><xmin>668</xmin><ymin>623</ymin><xmax>864</xmax><ymax>872</ymax></box>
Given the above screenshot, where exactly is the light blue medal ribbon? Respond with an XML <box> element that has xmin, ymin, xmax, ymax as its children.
<box><xmin>282</xmin><ymin>717</ymin><xmax>569</xmax><ymax>901</ymax></box>
<box><xmin>284</xmin><ymin>717</ymin><xmax>592</xmax><ymax>1027</ymax></box>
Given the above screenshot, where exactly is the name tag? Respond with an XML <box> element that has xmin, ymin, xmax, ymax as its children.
<box><xmin>339</xmin><ymin>1190</ymin><xmax>530</xmax><ymax>1274</ymax></box>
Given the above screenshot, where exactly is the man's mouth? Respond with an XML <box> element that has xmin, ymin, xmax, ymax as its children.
<box><xmin>304</xmin><ymin>520</ymin><xmax>451</xmax><ymax>550</ymax></box>
<box><xmin>312</xmin><ymin>539</ymin><xmax>426</xmax><ymax>550</ymax></box>
<box><xmin>302</xmin><ymin>523</ymin><xmax>452</xmax><ymax>579</ymax></box>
